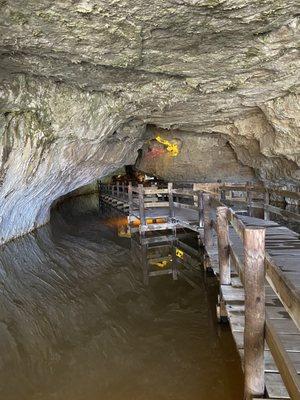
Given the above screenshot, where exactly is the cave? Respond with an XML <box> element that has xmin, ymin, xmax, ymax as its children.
<box><xmin>0</xmin><ymin>1</ymin><xmax>299</xmax><ymax>399</ymax></box>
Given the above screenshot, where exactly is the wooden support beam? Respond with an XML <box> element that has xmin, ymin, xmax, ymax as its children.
<box><xmin>264</xmin><ymin>190</ymin><xmax>270</xmax><ymax>221</ymax></box>
<box><xmin>243</xmin><ymin>227</ymin><xmax>266</xmax><ymax>400</ymax></box>
<box><xmin>246</xmin><ymin>182</ymin><xmax>253</xmax><ymax>217</ymax></box>
<box><xmin>197</xmin><ymin>191</ymin><xmax>204</xmax><ymax>228</ymax></box>
<box><xmin>171</xmin><ymin>243</ymin><xmax>178</xmax><ymax>280</ymax></box>
<box><xmin>203</xmin><ymin>193</ymin><xmax>213</xmax><ymax>248</ymax></box>
<box><xmin>138</xmin><ymin>184</ymin><xmax>146</xmax><ymax>227</ymax></box>
<box><xmin>216</xmin><ymin>206</ymin><xmax>231</xmax><ymax>285</ymax></box>
<box><xmin>168</xmin><ymin>182</ymin><xmax>174</xmax><ymax>219</ymax></box>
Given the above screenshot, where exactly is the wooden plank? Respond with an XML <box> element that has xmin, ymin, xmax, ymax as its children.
<box><xmin>265</xmin><ymin>254</ymin><xmax>300</xmax><ymax>331</ymax></box>
<box><xmin>140</xmin><ymin>222</ymin><xmax>175</xmax><ymax>232</ymax></box>
<box><xmin>143</xmin><ymin>187</ymin><xmax>169</xmax><ymax>195</ymax></box>
<box><xmin>144</xmin><ymin>201</ymin><xmax>169</xmax><ymax>208</ymax></box>
<box><xmin>266</xmin><ymin>320</ymin><xmax>300</xmax><ymax>400</ymax></box>
<box><xmin>265</xmin><ymin>373</ymin><xmax>290</xmax><ymax>399</ymax></box>
<box><xmin>227</xmin><ymin>209</ymin><xmax>246</xmax><ymax>240</ymax></box>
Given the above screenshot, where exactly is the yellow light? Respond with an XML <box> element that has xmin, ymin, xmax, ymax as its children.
<box><xmin>155</xmin><ymin>136</ymin><xmax>179</xmax><ymax>157</ymax></box>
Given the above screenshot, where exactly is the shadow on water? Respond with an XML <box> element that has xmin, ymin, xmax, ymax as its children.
<box><xmin>0</xmin><ymin>193</ymin><xmax>243</xmax><ymax>400</ymax></box>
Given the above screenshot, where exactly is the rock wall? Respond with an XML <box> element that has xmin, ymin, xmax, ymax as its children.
<box><xmin>0</xmin><ymin>76</ymin><xmax>144</xmax><ymax>244</ymax></box>
<box><xmin>0</xmin><ymin>1</ymin><xmax>299</xmax><ymax>243</ymax></box>
<box><xmin>136</xmin><ymin>128</ymin><xmax>255</xmax><ymax>183</ymax></box>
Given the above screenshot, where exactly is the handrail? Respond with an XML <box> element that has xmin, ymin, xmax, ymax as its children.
<box><xmin>209</xmin><ymin>203</ymin><xmax>300</xmax><ymax>399</ymax></box>
<box><xmin>99</xmin><ymin>180</ymin><xmax>300</xmax><ymax>398</ymax></box>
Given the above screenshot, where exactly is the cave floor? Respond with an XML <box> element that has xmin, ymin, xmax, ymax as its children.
<box><xmin>0</xmin><ymin>205</ymin><xmax>244</xmax><ymax>400</ymax></box>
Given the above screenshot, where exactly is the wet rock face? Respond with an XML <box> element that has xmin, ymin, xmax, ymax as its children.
<box><xmin>0</xmin><ymin>1</ymin><xmax>299</xmax><ymax>242</ymax></box>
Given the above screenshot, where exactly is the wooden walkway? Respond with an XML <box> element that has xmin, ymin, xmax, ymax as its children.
<box><xmin>99</xmin><ymin>181</ymin><xmax>300</xmax><ymax>399</ymax></box>
<box><xmin>204</xmin><ymin>215</ymin><xmax>300</xmax><ymax>399</ymax></box>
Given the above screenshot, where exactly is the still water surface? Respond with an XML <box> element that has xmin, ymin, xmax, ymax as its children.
<box><xmin>0</xmin><ymin>197</ymin><xmax>243</xmax><ymax>400</ymax></box>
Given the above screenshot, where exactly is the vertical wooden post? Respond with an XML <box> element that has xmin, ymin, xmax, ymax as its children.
<box><xmin>138</xmin><ymin>184</ymin><xmax>146</xmax><ymax>227</ymax></box>
<box><xmin>246</xmin><ymin>182</ymin><xmax>253</xmax><ymax>217</ymax></box>
<box><xmin>168</xmin><ymin>182</ymin><xmax>177</xmax><ymax>279</ymax></box>
<box><xmin>138</xmin><ymin>184</ymin><xmax>148</xmax><ymax>284</ymax></box>
<box><xmin>171</xmin><ymin>242</ymin><xmax>178</xmax><ymax>280</ymax></box>
<box><xmin>128</xmin><ymin>182</ymin><xmax>133</xmax><ymax>233</ymax></box>
<box><xmin>216</xmin><ymin>207</ymin><xmax>230</xmax><ymax>285</ymax></box>
<box><xmin>243</xmin><ymin>227</ymin><xmax>266</xmax><ymax>400</ymax></box>
<box><xmin>220</xmin><ymin>187</ymin><xmax>226</xmax><ymax>202</ymax></box>
<box><xmin>197</xmin><ymin>191</ymin><xmax>204</xmax><ymax>228</ymax></box>
<box><xmin>116</xmin><ymin>182</ymin><xmax>120</xmax><ymax>198</ymax></box>
<box><xmin>168</xmin><ymin>182</ymin><xmax>174</xmax><ymax>219</ymax></box>
<box><xmin>203</xmin><ymin>193</ymin><xmax>213</xmax><ymax>248</ymax></box>
<box><xmin>264</xmin><ymin>190</ymin><xmax>270</xmax><ymax>221</ymax></box>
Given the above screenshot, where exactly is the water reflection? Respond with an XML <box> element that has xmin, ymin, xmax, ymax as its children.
<box><xmin>0</xmin><ymin>196</ymin><xmax>243</xmax><ymax>400</ymax></box>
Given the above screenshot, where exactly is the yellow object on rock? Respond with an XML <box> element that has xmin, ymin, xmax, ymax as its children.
<box><xmin>155</xmin><ymin>136</ymin><xmax>179</xmax><ymax>157</ymax></box>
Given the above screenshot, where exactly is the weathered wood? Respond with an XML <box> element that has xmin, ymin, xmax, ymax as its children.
<box><xmin>243</xmin><ymin>227</ymin><xmax>266</xmax><ymax>400</ymax></box>
<box><xmin>216</xmin><ymin>206</ymin><xmax>231</xmax><ymax>285</ymax></box>
<box><xmin>264</xmin><ymin>190</ymin><xmax>270</xmax><ymax>221</ymax></box>
<box><xmin>168</xmin><ymin>182</ymin><xmax>175</xmax><ymax>219</ymax></box>
<box><xmin>265</xmin><ymin>204</ymin><xmax>300</xmax><ymax>223</ymax></box>
<box><xmin>266</xmin><ymin>319</ymin><xmax>300</xmax><ymax>400</ymax></box>
<box><xmin>203</xmin><ymin>193</ymin><xmax>213</xmax><ymax>248</ymax></box>
<box><xmin>138</xmin><ymin>184</ymin><xmax>146</xmax><ymax>226</ymax></box>
<box><xmin>171</xmin><ymin>189</ymin><xmax>195</xmax><ymax>197</ymax></box>
<box><xmin>227</xmin><ymin>209</ymin><xmax>246</xmax><ymax>240</ymax></box>
<box><xmin>265</xmin><ymin>254</ymin><xmax>300</xmax><ymax>332</ymax></box>
<box><xmin>144</xmin><ymin>201</ymin><xmax>169</xmax><ymax>208</ymax></box>
<box><xmin>171</xmin><ymin>242</ymin><xmax>178</xmax><ymax>280</ymax></box>
<box><xmin>197</xmin><ymin>191</ymin><xmax>204</xmax><ymax>228</ymax></box>
<box><xmin>144</xmin><ymin>187</ymin><xmax>169</xmax><ymax>195</ymax></box>
<box><xmin>140</xmin><ymin>222</ymin><xmax>175</xmax><ymax>232</ymax></box>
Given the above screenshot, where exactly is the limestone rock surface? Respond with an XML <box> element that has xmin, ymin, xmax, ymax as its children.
<box><xmin>0</xmin><ymin>0</ymin><xmax>299</xmax><ymax>242</ymax></box>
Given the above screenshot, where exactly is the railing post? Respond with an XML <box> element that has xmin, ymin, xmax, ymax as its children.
<box><xmin>244</xmin><ymin>227</ymin><xmax>266</xmax><ymax>400</ymax></box>
<box><xmin>264</xmin><ymin>190</ymin><xmax>270</xmax><ymax>221</ymax></box>
<box><xmin>138</xmin><ymin>184</ymin><xmax>148</xmax><ymax>285</ymax></box>
<box><xmin>220</xmin><ymin>189</ymin><xmax>226</xmax><ymax>202</ymax></box>
<box><xmin>197</xmin><ymin>191</ymin><xmax>204</xmax><ymax>228</ymax></box>
<box><xmin>116</xmin><ymin>182</ymin><xmax>120</xmax><ymax>198</ymax></box>
<box><xmin>168</xmin><ymin>182</ymin><xmax>174</xmax><ymax>219</ymax></box>
<box><xmin>168</xmin><ymin>182</ymin><xmax>177</xmax><ymax>280</ymax></box>
<box><xmin>122</xmin><ymin>183</ymin><xmax>125</xmax><ymax>200</ymax></box>
<box><xmin>203</xmin><ymin>193</ymin><xmax>213</xmax><ymax>248</ymax></box>
<box><xmin>246</xmin><ymin>182</ymin><xmax>253</xmax><ymax>216</ymax></box>
<box><xmin>138</xmin><ymin>184</ymin><xmax>146</xmax><ymax>227</ymax></box>
<box><xmin>216</xmin><ymin>207</ymin><xmax>230</xmax><ymax>285</ymax></box>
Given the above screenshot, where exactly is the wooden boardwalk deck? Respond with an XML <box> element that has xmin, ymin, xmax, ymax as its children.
<box><xmin>202</xmin><ymin>215</ymin><xmax>300</xmax><ymax>399</ymax></box>
<box><xmin>99</xmin><ymin>181</ymin><xmax>300</xmax><ymax>399</ymax></box>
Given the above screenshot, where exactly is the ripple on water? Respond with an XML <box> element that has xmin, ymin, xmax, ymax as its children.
<box><xmin>0</xmin><ymin>200</ymin><xmax>243</xmax><ymax>400</ymax></box>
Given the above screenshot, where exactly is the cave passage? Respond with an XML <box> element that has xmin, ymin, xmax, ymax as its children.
<box><xmin>0</xmin><ymin>191</ymin><xmax>244</xmax><ymax>400</ymax></box>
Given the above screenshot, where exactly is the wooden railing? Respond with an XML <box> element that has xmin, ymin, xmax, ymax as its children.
<box><xmin>203</xmin><ymin>194</ymin><xmax>300</xmax><ymax>400</ymax></box>
<box><xmin>99</xmin><ymin>180</ymin><xmax>300</xmax><ymax>398</ymax></box>
<box><xmin>194</xmin><ymin>182</ymin><xmax>300</xmax><ymax>224</ymax></box>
